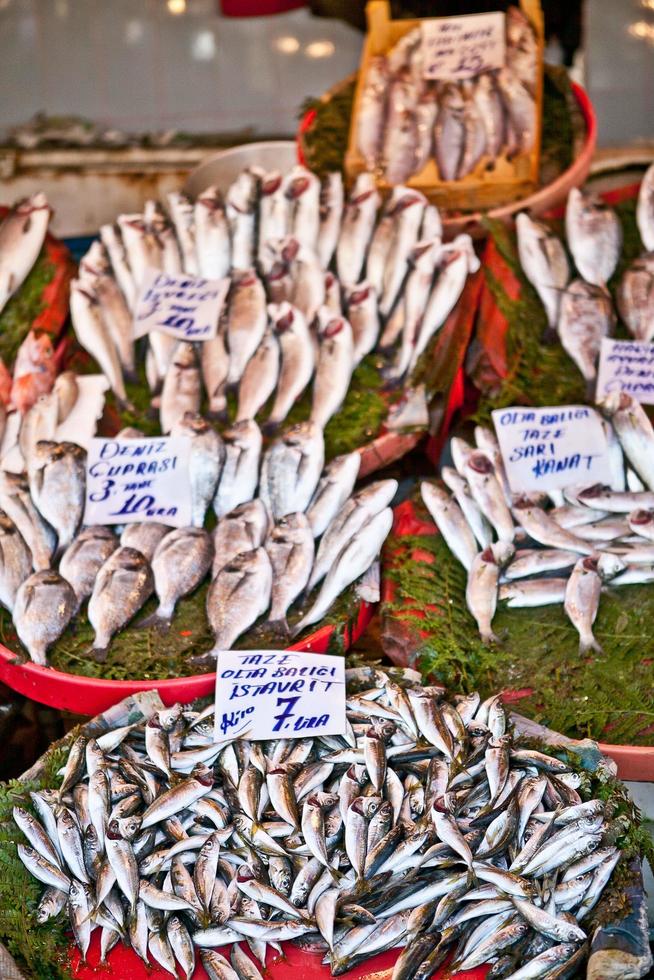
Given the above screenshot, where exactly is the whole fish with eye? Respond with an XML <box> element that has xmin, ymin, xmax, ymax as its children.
<box><xmin>168</xmin><ymin>191</ymin><xmax>199</xmax><ymax>276</ymax></box>
<box><xmin>13</xmin><ymin>569</ymin><xmax>76</xmax><ymax>665</ymax></box>
<box><xmin>139</xmin><ymin>527</ymin><xmax>213</xmax><ymax>630</ymax></box>
<box><xmin>11</xmin><ymin>330</ymin><xmax>57</xmax><ymax>415</ymax></box>
<box><xmin>306</xmin><ymin>452</ymin><xmax>360</xmax><ymax>538</ymax></box>
<box><xmin>14</xmin><ymin>667</ymin><xmax>624</xmax><ymax>980</ymax></box>
<box><xmin>213</xmin><ymin>420</ymin><xmax>262</xmax><ymax>519</ymax></box>
<box><xmin>236</xmin><ymin>328</ymin><xmax>279</xmax><ymax>423</ymax></box>
<box><xmin>88</xmin><ymin>546</ymin><xmax>154</xmax><ymax>661</ymax></box>
<box><xmin>516</xmin><ymin>213</ymin><xmax>570</xmax><ymax>336</ymax></box>
<box><xmin>69</xmin><ymin>279</ymin><xmax>128</xmax><ymax>404</ymax></box>
<box><xmin>226</xmin><ymin>270</ymin><xmax>267</xmax><ymax>387</ymax></box>
<box><xmin>59</xmin><ymin>526</ymin><xmax>118</xmax><ymax>613</ymax></box>
<box><xmin>617</xmin><ymin>254</ymin><xmax>654</xmax><ymax>342</ymax></box>
<box><xmin>311</xmin><ymin>309</ymin><xmax>355</xmax><ymax>430</ymax></box>
<box><xmin>258</xmin><ymin>171</ymin><xmax>289</xmax><ymax>265</ymax></box>
<box><xmin>0</xmin><ymin>192</ymin><xmax>50</xmax><ymax>315</ymax></box>
<box><xmin>317</xmin><ymin>172</ymin><xmax>343</xmax><ymax>271</ymax></box>
<box><xmin>566</xmin><ymin>188</ymin><xmax>622</xmax><ymax>288</ymax></box>
<box><xmin>172</xmin><ymin>413</ymin><xmax>225</xmax><ymax>528</ymax></box>
<box><xmin>159</xmin><ymin>342</ymin><xmax>201</xmax><ymax>435</ymax></box>
<box><xmin>558</xmin><ymin>279</ymin><xmax>614</xmax><ymax>392</ymax></box>
<box><xmin>203</xmin><ymin>547</ymin><xmax>272</xmax><ymax>660</ymax></box>
<box><xmin>202</xmin><ymin>326</ymin><xmax>230</xmax><ymax>420</ymax></box>
<box><xmin>344</xmin><ymin>282</ymin><xmax>380</xmax><ymax>366</ymax></box>
<box><xmin>266</xmin><ymin>302</ymin><xmax>314</xmax><ymax>431</ymax></box>
<box><xmin>356</xmin><ymin>55</ymin><xmax>389</xmax><ymax>170</ymax></box>
<box><xmin>212</xmin><ymin>498</ymin><xmax>269</xmax><ymax>579</ymax></box>
<box><xmin>565</xmin><ymin>557</ymin><xmax>603</xmax><ymax>655</ymax></box>
<box><xmin>259</xmin><ymin>421</ymin><xmax>324</xmax><ymax>521</ymax></box>
<box><xmin>19</xmin><ymin>390</ymin><xmax>58</xmax><ymax>472</ymax></box>
<box><xmin>466</xmin><ymin>541</ymin><xmax>515</xmax><ymax>644</ymax></box>
<box><xmin>120</xmin><ymin>522</ymin><xmax>170</xmax><ymax>562</ymax></box>
<box><xmin>265</xmin><ymin>512</ymin><xmax>314</xmax><ymax>632</ymax></box>
<box><xmin>28</xmin><ymin>440</ymin><xmax>87</xmax><ymax>555</ymax></box>
<box><xmin>0</xmin><ymin>470</ymin><xmax>56</xmax><ymax>571</ymax></box>
<box><xmin>601</xmin><ymin>391</ymin><xmax>654</xmax><ymax>491</ymax></box>
<box><xmin>284</xmin><ymin>166</ymin><xmax>320</xmax><ymax>255</ymax></box>
<box><xmin>337</xmin><ymin>173</ymin><xmax>380</xmax><ymax>287</ymax></box>
<box><xmin>194</xmin><ymin>186</ymin><xmax>230</xmax><ymax>280</ymax></box>
<box><xmin>0</xmin><ymin>512</ymin><xmax>33</xmax><ymax>612</ymax></box>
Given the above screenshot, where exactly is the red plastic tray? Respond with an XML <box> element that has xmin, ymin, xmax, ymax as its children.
<box><xmin>0</xmin><ymin>600</ymin><xmax>373</xmax><ymax>715</ymax></box>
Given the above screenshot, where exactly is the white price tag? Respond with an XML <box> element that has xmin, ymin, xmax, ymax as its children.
<box><xmin>421</xmin><ymin>12</ymin><xmax>506</xmax><ymax>81</ymax></box>
<box><xmin>84</xmin><ymin>436</ymin><xmax>193</xmax><ymax>528</ymax></box>
<box><xmin>134</xmin><ymin>269</ymin><xmax>229</xmax><ymax>342</ymax></box>
<box><xmin>492</xmin><ymin>405</ymin><xmax>613</xmax><ymax>492</ymax></box>
<box><xmin>595</xmin><ymin>337</ymin><xmax>654</xmax><ymax>404</ymax></box>
<box><xmin>214</xmin><ymin>650</ymin><xmax>346</xmax><ymax>742</ymax></box>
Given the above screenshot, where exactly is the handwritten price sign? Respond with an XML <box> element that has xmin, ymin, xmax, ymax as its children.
<box><xmin>595</xmin><ymin>338</ymin><xmax>654</xmax><ymax>404</ymax></box>
<box><xmin>84</xmin><ymin>436</ymin><xmax>193</xmax><ymax>528</ymax></box>
<box><xmin>492</xmin><ymin>405</ymin><xmax>613</xmax><ymax>492</ymax></box>
<box><xmin>422</xmin><ymin>11</ymin><xmax>506</xmax><ymax>80</ymax></box>
<box><xmin>214</xmin><ymin>650</ymin><xmax>346</xmax><ymax>742</ymax></box>
<box><xmin>134</xmin><ymin>269</ymin><xmax>229</xmax><ymax>342</ymax></box>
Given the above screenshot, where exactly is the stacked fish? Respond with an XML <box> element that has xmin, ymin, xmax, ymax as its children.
<box><xmin>515</xmin><ymin>177</ymin><xmax>654</xmax><ymax>393</ymax></box>
<box><xmin>0</xmin><ymin>418</ymin><xmax>394</xmax><ymax>667</ymax></box>
<box><xmin>356</xmin><ymin>7</ymin><xmax>538</xmax><ymax>185</ymax></box>
<box><xmin>15</xmin><ymin>666</ymin><xmax>622</xmax><ymax>979</ymax></box>
<box><xmin>70</xmin><ymin>164</ymin><xmax>479</xmax><ymax>427</ymax></box>
<box><xmin>422</xmin><ymin>392</ymin><xmax>654</xmax><ymax>652</ymax></box>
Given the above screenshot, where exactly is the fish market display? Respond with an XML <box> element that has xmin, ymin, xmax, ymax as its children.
<box><xmin>355</xmin><ymin>7</ymin><xmax>538</xmax><ymax>185</ymax></box>
<box><xmin>0</xmin><ymin>416</ymin><xmax>391</xmax><ymax>667</ymax></box>
<box><xmin>13</xmin><ymin>666</ymin><xmax>628</xmax><ymax>979</ymax></box>
<box><xmin>70</xmin><ymin>164</ymin><xmax>478</xmax><ymax>433</ymax></box>
<box><xmin>424</xmin><ymin>401</ymin><xmax>654</xmax><ymax>651</ymax></box>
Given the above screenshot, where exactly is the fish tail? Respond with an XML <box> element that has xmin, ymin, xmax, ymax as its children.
<box><xmin>480</xmin><ymin>629</ymin><xmax>501</xmax><ymax>646</ymax></box>
<box><xmin>267</xmin><ymin>616</ymin><xmax>290</xmax><ymax>636</ymax></box>
<box><xmin>124</xmin><ymin>367</ymin><xmax>138</xmax><ymax>385</ymax></box>
<box><xmin>135</xmin><ymin>610</ymin><xmax>172</xmax><ymax>632</ymax></box>
<box><xmin>262</xmin><ymin>419</ymin><xmax>281</xmax><ymax>437</ymax></box>
<box><xmin>579</xmin><ymin>634</ymin><xmax>603</xmax><ymax>656</ymax></box>
<box><xmin>90</xmin><ymin>645</ymin><xmax>109</xmax><ymax>663</ymax></box>
<box><xmin>541</xmin><ymin>326</ymin><xmax>558</xmax><ymax>345</ymax></box>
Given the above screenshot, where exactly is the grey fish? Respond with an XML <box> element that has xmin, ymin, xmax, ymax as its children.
<box><xmin>88</xmin><ymin>546</ymin><xmax>154</xmax><ymax>660</ymax></box>
<box><xmin>266</xmin><ymin>302</ymin><xmax>314</xmax><ymax>430</ymax></box>
<box><xmin>516</xmin><ymin>213</ymin><xmax>569</xmax><ymax>332</ymax></box>
<box><xmin>345</xmin><ymin>282</ymin><xmax>380</xmax><ymax>366</ymax></box>
<box><xmin>383</xmin><ymin>73</ymin><xmax>419</xmax><ymax>185</ymax></box>
<box><xmin>212</xmin><ymin>499</ymin><xmax>269</xmax><ymax>579</ymax></box>
<box><xmin>311</xmin><ymin>308</ymin><xmax>354</xmax><ymax>430</ymax></box>
<box><xmin>0</xmin><ymin>192</ymin><xmax>50</xmax><ymax>314</ymax></box>
<box><xmin>497</xmin><ymin>68</ymin><xmax>536</xmax><ymax>154</ymax></box>
<box><xmin>391</xmin><ymin>240</ymin><xmax>441</xmax><ymax>380</ymax></box>
<box><xmin>59</xmin><ymin>526</ymin><xmax>118</xmax><ymax>613</ymax></box>
<box><xmin>504</xmin><ymin>548</ymin><xmax>578</xmax><ymax>580</ymax></box>
<box><xmin>13</xmin><ymin>569</ymin><xmax>76</xmax><ymax>665</ymax></box>
<box><xmin>499</xmin><ymin>578</ymin><xmax>568</xmax><ymax>607</ymax></box>
<box><xmin>474</xmin><ymin>73</ymin><xmax>505</xmax><ymax>158</ymax></box>
<box><xmin>421</xmin><ymin>482</ymin><xmax>478</xmax><ymax>572</ymax></box>
<box><xmin>265</xmin><ymin>512</ymin><xmax>314</xmax><ymax>629</ymax></box>
<box><xmin>88</xmin><ymin>268</ymin><xmax>136</xmax><ymax>380</ymax></box>
<box><xmin>194</xmin><ymin>186</ymin><xmax>230</xmax><ymax>280</ymax></box>
<box><xmin>141</xmin><ymin>527</ymin><xmax>213</xmax><ymax>628</ymax></box>
<box><xmin>160</xmin><ymin>342</ymin><xmax>201</xmax><ymax>435</ymax></box>
<box><xmin>259</xmin><ymin>421</ymin><xmax>324</xmax><ymax>521</ymax></box>
<box><xmin>441</xmin><ymin>466</ymin><xmax>493</xmax><ymax>548</ymax></box>
<box><xmin>226</xmin><ymin>269</ymin><xmax>267</xmax><ymax>386</ymax></box>
<box><xmin>458</xmin><ymin>82</ymin><xmax>487</xmax><ymax>178</ymax></box>
<box><xmin>168</xmin><ymin>191</ymin><xmax>199</xmax><ymax>276</ymax></box>
<box><xmin>29</xmin><ymin>440</ymin><xmax>87</xmax><ymax>554</ymax></box>
<box><xmin>435</xmin><ymin>83</ymin><xmax>466</xmax><ymax>182</ymax></box>
<box><xmin>564</xmin><ymin>556</ymin><xmax>602</xmax><ymax>655</ymax></box>
<box><xmin>171</xmin><ymin>413</ymin><xmax>225</xmax><ymax>528</ymax></box>
<box><xmin>120</xmin><ymin>522</ymin><xmax>170</xmax><ymax>561</ymax></box>
<box><xmin>236</xmin><ymin>328</ymin><xmax>279</xmax><ymax>423</ymax></box>
<box><xmin>202</xmin><ymin>327</ymin><xmax>230</xmax><ymax>418</ymax></box>
<box><xmin>566</xmin><ymin>188</ymin><xmax>622</xmax><ymax>287</ymax></box>
<box><xmin>205</xmin><ymin>548</ymin><xmax>272</xmax><ymax>655</ymax></box>
<box><xmin>19</xmin><ymin>391</ymin><xmax>58</xmax><ymax>472</ymax></box>
<box><xmin>601</xmin><ymin>390</ymin><xmax>654</xmax><ymax>490</ymax></box>
<box><xmin>213</xmin><ymin>420</ymin><xmax>262</xmax><ymax>518</ymax></box>
<box><xmin>466</xmin><ymin>542</ymin><xmax>515</xmax><ymax>644</ymax></box>
<box><xmin>306</xmin><ymin>452</ymin><xmax>361</xmax><ymax>538</ymax></box>
<box><xmin>558</xmin><ymin>279</ymin><xmax>614</xmax><ymax>389</ymax></box>
<box><xmin>0</xmin><ymin>512</ymin><xmax>32</xmax><ymax>612</ymax></box>
<box><xmin>357</xmin><ymin>55</ymin><xmax>389</xmax><ymax>170</ymax></box>
<box><xmin>0</xmin><ymin>469</ymin><xmax>56</xmax><ymax>570</ymax></box>
<box><xmin>17</xmin><ymin>843</ymin><xmax>69</xmax><ymax>891</ymax></box>
<box><xmin>337</xmin><ymin>173</ymin><xmax>380</xmax><ymax>287</ymax></box>
<box><xmin>617</xmin><ymin>254</ymin><xmax>654</xmax><ymax>342</ymax></box>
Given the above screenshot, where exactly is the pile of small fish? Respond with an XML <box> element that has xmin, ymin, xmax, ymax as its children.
<box><xmin>70</xmin><ymin>164</ymin><xmax>479</xmax><ymax>425</ymax></box>
<box><xmin>14</xmin><ymin>666</ymin><xmax>622</xmax><ymax>979</ymax></box>
<box><xmin>516</xmin><ymin>182</ymin><xmax>640</xmax><ymax>392</ymax></box>
<box><xmin>0</xmin><ymin>417</ymin><xmax>394</xmax><ymax>667</ymax></box>
<box><xmin>422</xmin><ymin>393</ymin><xmax>654</xmax><ymax>651</ymax></box>
<box><xmin>356</xmin><ymin>7</ymin><xmax>538</xmax><ymax>185</ymax></box>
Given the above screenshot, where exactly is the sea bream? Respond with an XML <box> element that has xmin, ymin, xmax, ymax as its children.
<box><xmin>28</xmin><ymin>440</ymin><xmax>87</xmax><ymax>555</ymax></box>
<box><xmin>211</xmin><ymin>498</ymin><xmax>269</xmax><ymax>579</ymax></box>
<box><xmin>566</xmin><ymin>188</ymin><xmax>622</xmax><ymax>287</ymax></box>
<box><xmin>266</xmin><ymin>302</ymin><xmax>314</xmax><ymax>429</ymax></box>
<box><xmin>0</xmin><ymin>512</ymin><xmax>33</xmax><ymax>613</ymax></box>
<box><xmin>601</xmin><ymin>391</ymin><xmax>654</xmax><ymax>491</ymax></box>
<box><xmin>516</xmin><ymin>213</ymin><xmax>570</xmax><ymax>333</ymax></box>
<box><xmin>171</xmin><ymin>413</ymin><xmax>225</xmax><ymax>528</ymax></box>
<box><xmin>140</xmin><ymin>527</ymin><xmax>213</xmax><ymax>629</ymax></box>
<box><xmin>259</xmin><ymin>421</ymin><xmax>324</xmax><ymax>520</ymax></box>
<box><xmin>617</xmin><ymin>254</ymin><xmax>654</xmax><ymax>342</ymax></box>
<box><xmin>0</xmin><ymin>192</ymin><xmax>50</xmax><ymax>315</ymax></box>
<box><xmin>204</xmin><ymin>547</ymin><xmax>272</xmax><ymax>658</ymax></box>
<box><xmin>265</xmin><ymin>512</ymin><xmax>314</xmax><ymax>631</ymax></box>
<box><xmin>337</xmin><ymin>174</ymin><xmax>380</xmax><ymax>286</ymax></box>
<box><xmin>558</xmin><ymin>279</ymin><xmax>614</xmax><ymax>390</ymax></box>
<box><xmin>88</xmin><ymin>547</ymin><xmax>154</xmax><ymax>661</ymax></box>
<box><xmin>213</xmin><ymin>420</ymin><xmax>262</xmax><ymax>518</ymax></box>
<box><xmin>13</xmin><ymin>569</ymin><xmax>76</xmax><ymax>665</ymax></box>
<box><xmin>59</xmin><ymin>526</ymin><xmax>118</xmax><ymax>613</ymax></box>
<box><xmin>0</xmin><ymin>470</ymin><xmax>57</xmax><ymax>571</ymax></box>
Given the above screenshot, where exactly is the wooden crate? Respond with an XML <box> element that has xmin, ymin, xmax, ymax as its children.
<box><xmin>345</xmin><ymin>0</ymin><xmax>545</xmax><ymax>210</ymax></box>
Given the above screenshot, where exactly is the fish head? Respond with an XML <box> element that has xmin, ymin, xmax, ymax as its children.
<box><xmin>261</xmin><ymin>171</ymin><xmax>283</xmax><ymax>196</ymax></box>
<box><xmin>191</xmin><ymin>763</ymin><xmax>214</xmax><ymax>787</ymax></box>
<box><xmin>467</xmin><ymin>451</ymin><xmax>495</xmax><ymax>476</ymax></box>
<box><xmin>577</xmin><ymin>483</ymin><xmax>612</xmax><ymax>503</ymax></box>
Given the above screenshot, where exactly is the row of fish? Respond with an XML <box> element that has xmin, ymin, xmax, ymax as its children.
<box><xmin>69</xmin><ymin>167</ymin><xmax>479</xmax><ymax>433</ymax></box>
<box><xmin>515</xmin><ymin>177</ymin><xmax>654</xmax><ymax>391</ymax></box>
<box><xmin>357</xmin><ymin>7</ymin><xmax>538</xmax><ymax>185</ymax></box>
<box><xmin>0</xmin><ymin>417</ymin><xmax>393</xmax><ymax>666</ymax></box>
<box><xmin>14</xmin><ymin>665</ymin><xmax>623</xmax><ymax>979</ymax></box>
<box><xmin>422</xmin><ymin>391</ymin><xmax>654</xmax><ymax>651</ymax></box>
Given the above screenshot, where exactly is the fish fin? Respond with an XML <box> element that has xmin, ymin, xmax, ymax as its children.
<box><xmin>541</xmin><ymin>326</ymin><xmax>558</xmax><ymax>345</ymax></box>
<box><xmin>134</xmin><ymin>610</ymin><xmax>172</xmax><ymax>632</ymax></box>
<box><xmin>579</xmin><ymin>635</ymin><xmax>603</xmax><ymax>656</ymax></box>
<box><xmin>207</xmin><ymin>407</ymin><xmax>229</xmax><ymax>424</ymax></box>
<box><xmin>117</xmin><ymin>397</ymin><xmax>137</xmax><ymax>414</ymax></box>
<box><xmin>262</xmin><ymin>419</ymin><xmax>281</xmax><ymax>437</ymax></box>
<box><xmin>267</xmin><ymin>616</ymin><xmax>290</xmax><ymax>637</ymax></box>
<box><xmin>123</xmin><ymin>368</ymin><xmax>138</xmax><ymax>385</ymax></box>
<box><xmin>480</xmin><ymin>629</ymin><xmax>501</xmax><ymax>646</ymax></box>
<box><xmin>585</xmin><ymin>377</ymin><xmax>597</xmax><ymax>401</ymax></box>
<box><xmin>90</xmin><ymin>645</ymin><xmax>109</xmax><ymax>663</ymax></box>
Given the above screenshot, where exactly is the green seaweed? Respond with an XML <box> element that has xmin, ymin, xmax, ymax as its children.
<box><xmin>0</xmin><ymin>248</ymin><xmax>57</xmax><ymax>365</ymax></box>
<box><xmin>384</xmin><ymin>493</ymin><xmax>654</xmax><ymax>746</ymax></box>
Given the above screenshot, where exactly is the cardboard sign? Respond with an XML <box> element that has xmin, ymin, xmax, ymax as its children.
<box><xmin>214</xmin><ymin>650</ymin><xmax>346</xmax><ymax>742</ymax></box>
<box><xmin>422</xmin><ymin>11</ymin><xmax>506</xmax><ymax>80</ymax></box>
<box><xmin>84</xmin><ymin>436</ymin><xmax>192</xmax><ymax>528</ymax></box>
<box><xmin>134</xmin><ymin>269</ymin><xmax>229</xmax><ymax>342</ymax></box>
<box><xmin>595</xmin><ymin>337</ymin><xmax>654</xmax><ymax>404</ymax></box>
<box><xmin>492</xmin><ymin>405</ymin><xmax>613</xmax><ymax>492</ymax></box>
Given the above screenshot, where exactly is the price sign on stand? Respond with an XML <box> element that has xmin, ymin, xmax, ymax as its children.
<box><xmin>134</xmin><ymin>269</ymin><xmax>229</xmax><ymax>342</ymax></box>
<box><xmin>596</xmin><ymin>338</ymin><xmax>654</xmax><ymax>404</ymax></box>
<box><xmin>84</xmin><ymin>436</ymin><xmax>193</xmax><ymax>528</ymax></box>
<box><xmin>214</xmin><ymin>650</ymin><xmax>347</xmax><ymax>742</ymax></box>
<box><xmin>492</xmin><ymin>405</ymin><xmax>613</xmax><ymax>492</ymax></box>
<box><xmin>422</xmin><ymin>11</ymin><xmax>506</xmax><ymax>80</ymax></box>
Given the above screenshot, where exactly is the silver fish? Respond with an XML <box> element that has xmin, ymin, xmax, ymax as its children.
<box><xmin>70</xmin><ymin>279</ymin><xmax>127</xmax><ymax>403</ymax></box>
<box><xmin>213</xmin><ymin>420</ymin><xmax>262</xmax><ymax>518</ymax></box>
<box><xmin>512</xmin><ymin>498</ymin><xmax>596</xmax><ymax>554</ymax></box>
<box><xmin>116</xmin><ymin>213</ymin><xmax>161</xmax><ymax>291</ymax></box>
<box><xmin>53</xmin><ymin>371</ymin><xmax>79</xmax><ymax>425</ymax></box>
<box><xmin>617</xmin><ymin>255</ymin><xmax>654</xmax><ymax>342</ymax></box>
<box><xmin>59</xmin><ymin>526</ymin><xmax>118</xmax><ymax>612</ymax></box>
<box><xmin>601</xmin><ymin>390</ymin><xmax>654</xmax><ymax>490</ymax></box>
<box><xmin>265</xmin><ymin>512</ymin><xmax>314</xmax><ymax>629</ymax></box>
<box><xmin>637</xmin><ymin>161</ymin><xmax>654</xmax><ymax>252</ymax></box>
<box><xmin>160</xmin><ymin>342</ymin><xmax>202</xmax><ymax>434</ymax></box>
<box><xmin>195</xmin><ymin>186</ymin><xmax>230</xmax><ymax>280</ymax></box>
<box><xmin>19</xmin><ymin>391</ymin><xmax>59</xmax><ymax>473</ymax></box>
<box><xmin>504</xmin><ymin>548</ymin><xmax>577</xmax><ymax>580</ymax></box>
<box><xmin>435</xmin><ymin>83</ymin><xmax>466</xmax><ymax>181</ymax></box>
<box><xmin>324</xmin><ymin>271</ymin><xmax>342</xmax><ymax>315</ymax></box>
<box><xmin>366</xmin><ymin>188</ymin><xmax>404</xmax><ymax>297</ymax></box>
<box><xmin>306</xmin><ymin>452</ymin><xmax>361</xmax><ymax>538</ymax></box>
<box><xmin>383</xmin><ymin>73</ymin><xmax>419</xmax><ymax>186</ymax></box>
<box><xmin>202</xmin><ymin>326</ymin><xmax>230</xmax><ymax>419</ymax></box>
<box><xmin>564</xmin><ymin>556</ymin><xmax>602</xmax><ymax>654</ymax></box>
<box><xmin>88</xmin><ymin>546</ymin><xmax>154</xmax><ymax>660</ymax></box>
<box><xmin>13</xmin><ymin>570</ymin><xmax>75</xmax><ymax>665</ymax></box>
<box><xmin>311</xmin><ymin>309</ymin><xmax>354</xmax><ymax>430</ymax></box>
<box><xmin>259</xmin><ymin>421</ymin><xmax>324</xmax><ymax>521</ymax></box>
<box><xmin>317</xmin><ymin>172</ymin><xmax>343</xmax><ymax>270</ymax></box>
<box><xmin>120</xmin><ymin>522</ymin><xmax>170</xmax><ymax>561</ymax></box>
<box><xmin>142</xmin><ymin>527</ymin><xmax>213</xmax><ymax>628</ymax></box>
<box><xmin>212</xmin><ymin>499</ymin><xmax>269</xmax><ymax>579</ymax></box>
<box><xmin>258</xmin><ymin>171</ymin><xmax>289</xmax><ymax>263</ymax></box>
<box><xmin>29</xmin><ymin>440</ymin><xmax>87</xmax><ymax>554</ymax></box>
<box><xmin>458</xmin><ymin>82</ymin><xmax>487</xmax><ymax>178</ymax></box>
<box><xmin>474</xmin><ymin>73</ymin><xmax>505</xmax><ymax>158</ymax></box>
<box><xmin>168</xmin><ymin>191</ymin><xmax>199</xmax><ymax>276</ymax></box>
<box><xmin>466</xmin><ymin>541</ymin><xmax>515</xmax><ymax>643</ymax></box>
<box><xmin>206</xmin><ymin>547</ymin><xmax>272</xmax><ymax>654</ymax></box>
<box><xmin>99</xmin><ymin>223</ymin><xmax>137</xmax><ymax>310</ymax></box>
<box><xmin>284</xmin><ymin>166</ymin><xmax>320</xmax><ymax>255</ymax></box>
<box><xmin>345</xmin><ymin>282</ymin><xmax>380</xmax><ymax>366</ymax></box>
<box><xmin>90</xmin><ymin>269</ymin><xmax>136</xmax><ymax>380</ymax></box>
<box><xmin>499</xmin><ymin>578</ymin><xmax>568</xmax><ymax>607</ymax></box>
<box><xmin>171</xmin><ymin>413</ymin><xmax>225</xmax><ymax>528</ymax></box>
<box><xmin>226</xmin><ymin>270</ymin><xmax>267</xmax><ymax>386</ymax></box>
<box><xmin>391</xmin><ymin>240</ymin><xmax>441</xmax><ymax>380</ymax></box>
<box><xmin>0</xmin><ymin>512</ymin><xmax>32</xmax><ymax>612</ymax></box>
<box><xmin>558</xmin><ymin>279</ymin><xmax>613</xmax><ymax>389</ymax></box>
<box><xmin>290</xmin><ymin>241</ymin><xmax>325</xmax><ymax>327</ymax></box>
<box><xmin>566</xmin><ymin>187</ymin><xmax>622</xmax><ymax>287</ymax></box>
<box><xmin>421</xmin><ymin>482</ymin><xmax>478</xmax><ymax>572</ymax></box>
<box><xmin>267</xmin><ymin>302</ymin><xmax>314</xmax><ymax>429</ymax></box>
<box><xmin>236</xmin><ymin>328</ymin><xmax>279</xmax><ymax>423</ymax></box>
<box><xmin>0</xmin><ymin>192</ymin><xmax>50</xmax><ymax>314</ymax></box>
<box><xmin>464</xmin><ymin>451</ymin><xmax>515</xmax><ymax>543</ymax></box>
<box><xmin>337</xmin><ymin>173</ymin><xmax>380</xmax><ymax>287</ymax></box>
<box><xmin>380</xmin><ymin>190</ymin><xmax>426</xmax><ymax>318</ymax></box>
<box><xmin>516</xmin><ymin>213</ymin><xmax>569</xmax><ymax>332</ymax></box>
<box><xmin>357</xmin><ymin>55</ymin><xmax>389</xmax><ymax>170</ymax></box>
